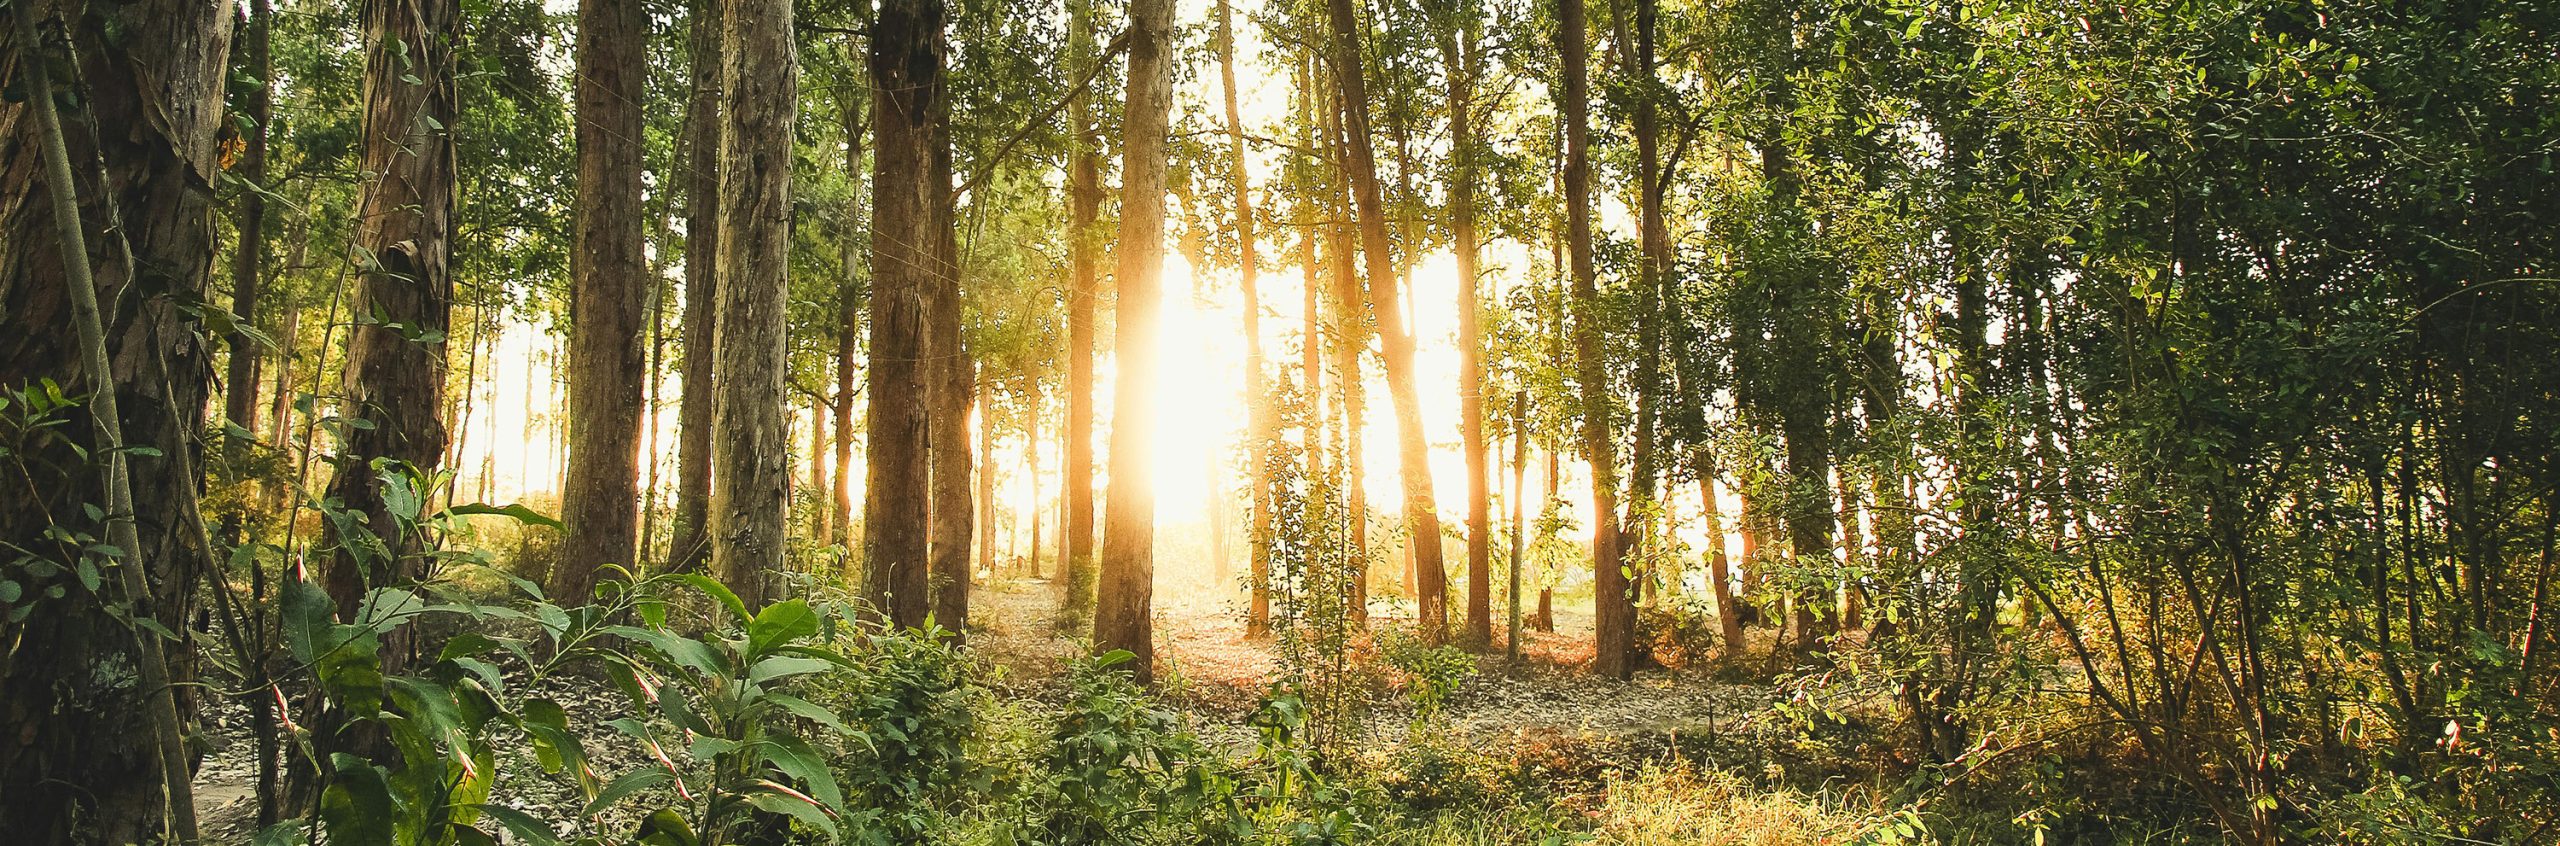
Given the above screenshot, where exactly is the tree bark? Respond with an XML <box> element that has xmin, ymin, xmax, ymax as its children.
<box><xmin>1323</xmin><ymin>0</ymin><xmax>1448</xmax><ymax>642</ymax></box>
<box><xmin>555</xmin><ymin>0</ymin><xmax>650</xmax><ymax>603</ymax></box>
<box><xmin>1624</xmin><ymin>0</ymin><xmax>1668</xmax><ymax>631</ymax></box>
<box><xmin>324</xmin><ymin>0</ymin><xmax>457</xmax><ymax>618</ymax></box>
<box><xmin>866</xmin><ymin>0</ymin><xmax>949</xmax><ymax>629</ymax></box>
<box><xmin>0</xmin><ymin>0</ymin><xmax>230</xmax><ymax>837</ymax></box>
<box><xmin>1059</xmin><ymin>0</ymin><xmax>1104</xmax><ymax>622</ymax></box>
<box><xmin>1556</xmin><ymin>0</ymin><xmax>1633</xmax><ymax>679</ymax></box>
<box><xmin>1094</xmin><ymin>0</ymin><xmax>1176</xmax><ymax>680</ymax></box>
<box><xmin>669</xmin><ymin>0</ymin><xmax>723</xmax><ymax>574</ymax></box>
<box><xmin>712</xmin><ymin>0</ymin><xmax>795</xmax><ymax>610</ymax></box>
<box><xmin>833</xmin><ymin>81</ymin><xmax>864</xmax><ymax>550</ymax></box>
<box><xmin>1319</xmin><ymin>74</ymin><xmax>1369</xmax><ymax>629</ymax></box>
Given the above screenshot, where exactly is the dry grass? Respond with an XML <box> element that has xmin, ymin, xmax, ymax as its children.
<box><xmin>1586</xmin><ymin>764</ymin><xmax>1886</xmax><ymax>846</ymax></box>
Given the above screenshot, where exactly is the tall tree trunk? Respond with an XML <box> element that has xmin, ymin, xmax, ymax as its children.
<box><xmin>1215</xmin><ymin>0</ymin><xmax>1274</xmax><ymax>638</ymax></box>
<box><xmin>927</xmin><ymin>77</ymin><xmax>970</xmax><ymax>635</ymax></box>
<box><xmin>1319</xmin><ymin>69</ymin><xmax>1369</xmax><ymax>629</ymax></box>
<box><xmin>1026</xmin><ymin>395</ymin><xmax>1043</xmax><ymax>578</ymax></box>
<box><xmin>1323</xmin><ymin>0</ymin><xmax>1448</xmax><ymax>643</ymax></box>
<box><xmin>0</xmin><ymin>0</ymin><xmax>230</xmax><ymax>836</ymax></box>
<box><xmin>867</xmin><ymin>0</ymin><xmax>948</xmax><ymax>628</ymax></box>
<box><xmin>1624</xmin><ymin>0</ymin><xmax>1669</xmax><ymax>632</ymax></box>
<box><xmin>556</xmin><ymin>0</ymin><xmax>650</xmax><ymax>603</ymax></box>
<box><xmin>1442</xmin><ymin>20</ymin><xmax>1491</xmax><ymax>650</ymax></box>
<box><xmin>1509</xmin><ymin>391</ymin><xmax>1528</xmax><ymax>659</ymax></box>
<box><xmin>832</xmin><ymin>82</ymin><xmax>864</xmax><ymax>550</ymax></box>
<box><xmin>810</xmin><ymin>397</ymin><xmax>830</xmax><ymax>539</ymax></box>
<box><xmin>1060</xmin><ymin>0</ymin><xmax>1104</xmax><ymax>622</ymax></box>
<box><xmin>975</xmin><ymin>379</ymin><xmax>996</xmax><ymax>582</ymax></box>
<box><xmin>711</xmin><ymin>0</ymin><xmax>794</xmax><ymax>610</ymax></box>
<box><xmin>1700</xmin><ymin>468</ymin><xmax>1745</xmax><ymax>655</ymax></box>
<box><xmin>1095</xmin><ymin>0</ymin><xmax>1175</xmax><ymax>680</ymax></box>
<box><xmin>1556</xmin><ymin>0</ymin><xmax>1633</xmax><ymax>679</ymax></box>
<box><xmin>227</xmin><ymin>0</ymin><xmax>274</xmax><ymax>437</ymax></box>
<box><xmin>325</xmin><ymin>0</ymin><xmax>457</xmax><ymax>621</ymax></box>
<box><xmin>670</xmin><ymin>0</ymin><xmax>724</xmax><ymax>574</ymax></box>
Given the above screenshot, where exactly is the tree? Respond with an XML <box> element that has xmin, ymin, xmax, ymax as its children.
<box><xmin>0</xmin><ymin>0</ymin><xmax>232</xmax><ymax>836</ymax></box>
<box><xmin>554</xmin><ymin>0</ymin><xmax>650</xmax><ymax>603</ymax></box>
<box><xmin>670</xmin><ymin>0</ymin><xmax>723</xmax><ymax>574</ymax></box>
<box><xmin>1059</xmin><ymin>0</ymin><xmax>1106</xmax><ymax>624</ymax></box>
<box><xmin>712</xmin><ymin>0</ymin><xmax>795</xmax><ymax>610</ymax></box>
<box><xmin>1555</xmin><ymin>0</ymin><xmax>1632</xmax><ymax>679</ymax></box>
<box><xmin>866</xmin><ymin>0</ymin><xmax>949</xmax><ymax>628</ymax></box>
<box><xmin>1215</xmin><ymin>0</ymin><xmax>1276</xmax><ymax>639</ymax></box>
<box><xmin>1438</xmin><ymin>3</ymin><xmax>1491</xmax><ymax>649</ymax></box>
<box><xmin>324</xmin><ymin>0</ymin><xmax>459</xmax><ymax>623</ymax></box>
<box><xmin>1325</xmin><ymin>0</ymin><xmax>1450</xmax><ymax>643</ymax></box>
<box><xmin>1094</xmin><ymin>0</ymin><xmax>1176</xmax><ymax>680</ymax></box>
<box><xmin>226</xmin><ymin>0</ymin><xmax>276</xmax><ymax>439</ymax></box>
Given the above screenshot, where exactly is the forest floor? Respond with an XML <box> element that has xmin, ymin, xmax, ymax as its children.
<box><xmin>192</xmin><ymin>575</ymin><xmax>1794</xmax><ymax>841</ymax></box>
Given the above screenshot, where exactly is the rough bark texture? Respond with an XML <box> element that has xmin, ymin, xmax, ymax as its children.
<box><xmin>712</xmin><ymin>0</ymin><xmax>794</xmax><ymax>610</ymax></box>
<box><xmin>1556</xmin><ymin>0</ymin><xmax>1633</xmax><ymax>679</ymax></box>
<box><xmin>1095</xmin><ymin>0</ymin><xmax>1175</xmax><ymax>681</ymax></box>
<box><xmin>324</xmin><ymin>0</ymin><xmax>458</xmax><ymax>620</ymax></box>
<box><xmin>866</xmin><ymin>0</ymin><xmax>947</xmax><ymax>628</ymax></box>
<box><xmin>0</xmin><ymin>1</ymin><xmax>231</xmax><ymax>838</ymax></box>
<box><xmin>1217</xmin><ymin>0</ymin><xmax>1275</xmax><ymax>639</ymax></box>
<box><xmin>1059</xmin><ymin>0</ymin><xmax>1103</xmax><ymax>623</ymax></box>
<box><xmin>669</xmin><ymin>0</ymin><xmax>723</xmax><ymax>574</ymax></box>
<box><xmin>555</xmin><ymin>0</ymin><xmax>650</xmax><ymax>602</ymax></box>
<box><xmin>1324</xmin><ymin>0</ymin><xmax>1448</xmax><ymax>643</ymax></box>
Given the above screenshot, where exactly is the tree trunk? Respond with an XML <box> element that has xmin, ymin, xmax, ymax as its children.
<box><xmin>711</xmin><ymin>0</ymin><xmax>794</xmax><ymax>610</ymax></box>
<box><xmin>1555</xmin><ymin>0</ymin><xmax>1632</xmax><ymax>679</ymax></box>
<box><xmin>1700</xmin><ymin>470</ymin><xmax>1745</xmax><ymax>655</ymax></box>
<box><xmin>1095</xmin><ymin>0</ymin><xmax>1176</xmax><ymax>680</ymax></box>
<box><xmin>0</xmin><ymin>0</ymin><xmax>230</xmax><ymax>837</ymax></box>
<box><xmin>1320</xmin><ymin>76</ymin><xmax>1369</xmax><ymax>629</ymax></box>
<box><xmin>1215</xmin><ymin>0</ymin><xmax>1273</xmax><ymax>638</ymax></box>
<box><xmin>324</xmin><ymin>0</ymin><xmax>457</xmax><ymax>620</ymax></box>
<box><xmin>833</xmin><ymin>82</ymin><xmax>864</xmax><ymax>550</ymax></box>
<box><xmin>1059</xmin><ymin>0</ymin><xmax>1104</xmax><ymax>622</ymax></box>
<box><xmin>1509</xmin><ymin>391</ymin><xmax>1528</xmax><ymax>659</ymax></box>
<box><xmin>1323</xmin><ymin>0</ymin><xmax>1447</xmax><ymax>643</ymax></box>
<box><xmin>810</xmin><ymin>396</ymin><xmax>830</xmax><ymax>539</ymax></box>
<box><xmin>866</xmin><ymin>0</ymin><xmax>948</xmax><ymax>629</ymax></box>
<box><xmin>670</xmin><ymin>0</ymin><xmax>723</xmax><ymax>574</ymax></box>
<box><xmin>555</xmin><ymin>0</ymin><xmax>650</xmax><ymax>603</ymax></box>
<box><xmin>1441</xmin><ymin>21</ymin><xmax>1491</xmax><ymax>650</ymax></box>
<box><xmin>226</xmin><ymin>0</ymin><xmax>274</xmax><ymax>437</ymax></box>
<box><xmin>1624</xmin><ymin>0</ymin><xmax>1669</xmax><ymax>635</ymax></box>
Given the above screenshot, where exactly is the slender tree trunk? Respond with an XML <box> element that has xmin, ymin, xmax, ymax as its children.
<box><xmin>976</xmin><ymin>380</ymin><xmax>997</xmax><ymax>581</ymax></box>
<box><xmin>1442</xmin><ymin>22</ymin><xmax>1492</xmax><ymax>649</ymax></box>
<box><xmin>1095</xmin><ymin>0</ymin><xmax>1176</xmax><ymax>680</ymax></box>
<box><xmin>1027</xmin><ymin>390</ymin><xmax>1043</xmax><ymax>578</ymax></box>
<box><xmin>1216</xmin><ymin>0</ymin><xmax>1275</xmax><ymax>638</ymax></box>
<box><xmin>1060</xmin><ymin>0</ymin><xmax>1104</xmax><ymax>622</ymax></box>
<box><xmin>556</xmin><ymin>0</ymin><xmax>650</xmax><ymax>602</ymax></box>
<box><xmin>833</xmin><ymin>84</ymin><xmax>865</xmax><ymax>550</ymax></box>
<box><xmin>1321</xmin><ymin>72</ymin><xmax>1369</xmax><ymax>629</ymax></box>
<box><xmin>1323</xmin><ymin>0</ymin><xmax>1448</xmax><ymax>643</ymax></box>
<box><xmin>927</xmin><ymin>94</ymin><xmax>971</xmax><ymax>635</ymax></box>
<box><xmin>1701</xmin><ymin>469</ymin><xmax>1745</xmax><ymax>654</ymax></box>
<box><xmin>669</xmin><ymin>0</ymin><xmax>724</xmax><ymax>574</ymax></box>
<box><xmin>1509</xmin><ymin>391</ymin><xmax>1528</xmax><ymax>660</ymax></box>
<box><xmin>1624</xmin><ymin>0</ymin><xmax>1669</xmax><ymax>633</ymax></box>
<box><xmin>640</xmin><ymin>214</ymin><xmax>670</xmax><ymax>562</ymax></box>
<box><xmin>867</xmin><ymin>0</ymin><xmax>949</xmax><ymax>628</ymax></box>
<box><xmin>810</xmin><ymin>396</ymin><xmax>830</xmax><ymax>539</ymax></box>
<box><xmin>0</xmin><ymin>0</ymin><xmax>230</xmax><ymax>835</ymax></box>
<box><xmin>711</xmin><ymin>0</ymin><xmax>795</xmax><ymax>610</ymax></box>
<box><xmin>227</xmin><ymin>0</ymin><xmax>274</xmax><ymax>437</ymax></box>
<box><xmin>1555</xmin><ymin>0</ymin><xmax>1632</xmax><ymax>678</ymax></box>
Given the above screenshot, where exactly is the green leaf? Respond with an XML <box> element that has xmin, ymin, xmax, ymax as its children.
<box><xmin>742</xmin><ymin>781</ymin><xmax>839</xmax><ymax>837</ymax></box>
<box><xmin>469</xmin><ymin>803</ymin><xmax>562</xmax><ymax>846</ymax></box>
<box><xmin>761</xmin><ymin>692</ymin><xmax>852</xmax><ymax>735</ymax></box>
<box><xmin>746</xmin><ymin>599</ymin><xmax>819</xmax><ymax>658</ymax></box>
<box><xmin>760</xmin><ymin>733</ymin><xmax>844</xmax><ymax>811</ymax></box>
<box><xmin>670</xmin><ymin>573</ymin><xmax>749</xmax><ymax>626</ymax></box>
<box><xmin>602</xmin><ymin>625</ymin><xmax>727</xmax><ymax>678</ymax></box>
<box><xmin>436</xmin><ymin>501</ymin><xmax>563</xmax><ymax>529</ymax></box>
<box><xmin>748</xmin><ymin>655</ymin><xmax>834</xmax><ymax>685</ymax></box>
<box><xmin>583</xmin><ymin>768</ymin><xmax>672</xmax><ymax>817</ymax></box>
<box><xmin>1093</xmin><ymin>649</ymin><xmax>1137</xmax><ymax>669</ymax></box>
<box><xmin>318</xmin><ymin>755</ymin><xmax>395</xmax><ymax>846</ymax></box>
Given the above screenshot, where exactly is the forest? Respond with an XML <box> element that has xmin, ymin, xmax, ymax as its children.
<box><xmin>1</xmin><ymin>0</ymin><xmax>2555</xmax><ymax>841</ymax></box>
